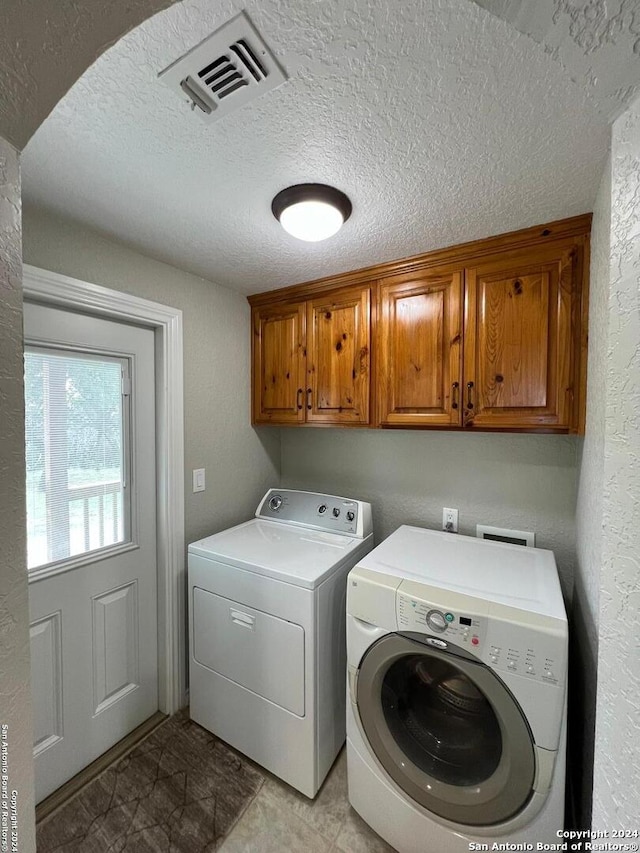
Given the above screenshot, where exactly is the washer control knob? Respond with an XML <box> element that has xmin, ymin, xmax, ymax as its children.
<box><xmin>426</xmin><ymin>610</ymin><xmax>447</xmax><ymax>633</ymax></box>
<box><xmin>268</xmin><ymin>495</ymin><xmax>283</xmax><ymax>512</ymax></box>
<box><xmin>332</xmin><ymin>507</ymin><xmax>340</xmax><ymax>518</ymax></box>
<box><xmin>545</xmin><ymin>670</ymin><xmax>553</xmax><ymax>679</ymax></box>
<box><xmin>346</xmin><ymin>511</ymin><xmax>355</xmax><ymax>522</ymax></box>
<box><xmin>318</xmin><ymin>504</ymin><xmax>327</xmax><ymax>514</ymax></box>
<box><xmin>527</xmin><ymin>666</ymin><xmax>535</xmax><ymax>674</ymax></box>
<box><xmin>490</xmin><ymin>655</ymin><xmax>498</xmax><ymax>663</ymax></box>
<box><xmin>508</xmin><ymin>661</ymin><xmax>516</xmax><ymax>670</ymax></box>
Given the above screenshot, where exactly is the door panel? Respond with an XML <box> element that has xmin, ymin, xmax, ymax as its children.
<box><xmin>252</xmin><ymin>302</ymin><xmax>306</xmax><ymax>424</ymax></box>
<box><xmin>378</xmin><ymin>271</ymin><xmax>463</xmax><ymax>426</ymax></box>
<box><xmin>24</xmin><ymin>303</ymin><xmax>157</xmax><ymax>803</ymax></box>
<box><xmin>92</xmin><ymin>581</ymin><xmax>139</xmax><ymax>715</ymax></box>
<box><xmin>30</xmin><ymin>613</ymin><xmax>63</xmax><ymax>756</ymax></box>
<box><xmin>307</xmin><ymin>286</ymin><xmax>371</xmax><ymax>424</ymax></box>
<box><xmin>464</xmin><ymin>245</ymin><xmax>576</xmax><ymax>429</ymax></box>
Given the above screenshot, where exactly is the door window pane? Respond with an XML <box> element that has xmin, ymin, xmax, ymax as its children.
<box><xmin>25</xmin><ymin>348</ymin><xmax>130</xmax><ymax>570</ymax></box>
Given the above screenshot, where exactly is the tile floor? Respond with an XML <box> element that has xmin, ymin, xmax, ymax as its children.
<box><xmin>220</xmin><ymin>747</ymin><xmax>397</xmax><ymax>853</ymax></box>
<box><xmin>37</xmin><ymin>710</ymin><xmax>396</xmax><ymax>852</ymax></box>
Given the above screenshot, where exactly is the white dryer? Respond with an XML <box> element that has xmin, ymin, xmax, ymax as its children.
<box><xmin>346</xmin><ymin>525</ymin><xmax>567</xmax><ymax>853</ymax></box>
<box><xmin>188</xmin><ymin>488</ymin><xmax>373</xmax><ymax>798</ymax></box>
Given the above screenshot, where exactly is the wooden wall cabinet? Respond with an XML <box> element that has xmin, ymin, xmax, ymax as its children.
<box><xmin>252</xmin><ymin>301</ymin><xmax>306</xmax><ymax>424</ymax></box>
<box><xmin>249</xmin><ymin>215</ymin><xmax>590</xmax><ymax>434</ymax></box>
<box><xmin>377</xmin><ymin>270</ymin><xmax>463</xmax><ymax>427</ymax></box>
<box><xmin>463</xmin><ymin>243</ymin><xmax>581</xmax><ymax>431</ymax></box>
<box><xmin>252</xmin><ymin>285</ymin><xmax>371</xmax><ymax>425</ymax></box>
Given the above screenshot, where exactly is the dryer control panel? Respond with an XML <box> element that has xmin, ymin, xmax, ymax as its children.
<box><xmin>256</xmin><ymin>489</ymin><xmax>372</xmax><ymax>538</ymax></box>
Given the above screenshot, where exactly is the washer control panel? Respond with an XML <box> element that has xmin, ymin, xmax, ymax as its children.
<box><xmin>256</xmin><ymin>488</ymin><xmax>372</xmax><ymax>538</ymax></box>
<box><xmin>483</xmin><ymin>621</ymin><xmax>566</xmax><ymax>687</ymax></box>
<box><xmin>397</xmin><ymin>593</ymin><xmax>487</xmax><ymax>654</ymax></box>
<box><xmin>396</xmin><ymin>588</ymin><xmax>566</xmax><ymax>686</ymax></box>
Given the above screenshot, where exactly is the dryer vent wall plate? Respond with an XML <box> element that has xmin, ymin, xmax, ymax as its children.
<box><xmin>158</xmin><ymin>11</ymin><xmax>287</xmax><ymax>123</ymax></box>
<box><xmin>476</xmin><ymin>525</ymin><xmax>535</xmax><ymax>547</ymax></box>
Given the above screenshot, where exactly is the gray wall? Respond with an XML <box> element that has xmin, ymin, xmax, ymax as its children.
<box><xmin>591</xmin><ymin>96</ymin><xmax>640</xmax><ymax>828</ymax></box>
<box><xmin>572</xmin><ymin>157</ymin><xmax>610</xmax><ymax>828</ymax></box>
<box><xmin>21</xmin><ymin>206</ymin><xmax>280</xmax><ymax>545</ymax></box>
<box><xmin>0</xmin><ymin>140</ymin><xmax>36</xmax><ymax>849</ymax></box>
<box><xmin>281</xmin><ymin>429</ymin><xmax>579</xmax><ymax>595</ymax></box>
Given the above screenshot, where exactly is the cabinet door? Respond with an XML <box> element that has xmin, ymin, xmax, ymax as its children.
<box><xmin>252</xmin><ymin>302</ymin><xmax>306</xmax><ymax>424</ymax></box>
<box><xmin>463</xmin><ymin>244</ymin><xmax>578</xmax><ymax>430</ymax></box>
<box><xmin>306</xmin><ymin>286</ymin><xmax>371</xmax><ymax>424</ymax></box>
<box><xmin>377</xmin><ymin>271</ymin><xmax>463</xmax><ymax>427</ymax></box>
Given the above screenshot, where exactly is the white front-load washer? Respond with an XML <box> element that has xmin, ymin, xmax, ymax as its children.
<box><xmin>188</xmin><ymin>488</ymin><xmax>373</xmax><ymax>798</ymax></box>
<box><xmin>346</xmin><ymin>525</ymin><xmax>567</xmax><ymax>853</ymax></box>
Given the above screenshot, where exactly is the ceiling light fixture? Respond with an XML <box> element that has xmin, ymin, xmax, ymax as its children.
<box><xmin>272</xmin><ymin>183</ymin><xmax>352</xmax><ymax>242</ymax></box>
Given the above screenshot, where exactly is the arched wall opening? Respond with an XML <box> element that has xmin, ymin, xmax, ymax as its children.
<box><xmin>1</xmin><ymin>3</ymin><xmax>639</xmax><ymax>850</ymax></box>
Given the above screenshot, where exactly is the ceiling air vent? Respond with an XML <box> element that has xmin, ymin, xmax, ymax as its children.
<box><xmin>159</xmin><ymin>11</ymin><xmax>287</xmax><ymax>122</ymax></box>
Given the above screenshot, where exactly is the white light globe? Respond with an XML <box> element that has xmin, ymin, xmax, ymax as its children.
<box><xmin>279</xmin><ymin>200</ymin><xmax>344</xmax><ymax>242</ymax></box>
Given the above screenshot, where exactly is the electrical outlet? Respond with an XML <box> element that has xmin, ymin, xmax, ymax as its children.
<box><xmin>442</xmin><ymin>507</ymin><xmax>458</xmax><ymax>533</ymax></box>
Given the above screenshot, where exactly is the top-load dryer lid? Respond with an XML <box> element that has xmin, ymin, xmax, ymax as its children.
<box><xmin>189</xmin><ymin>518</ymin><xmax>368</xmax><ymax>589</ymax></box>
<box><xmin>357</xmin><ymin>525</ymin><xmax>565</xmax><ymax>620</ymax></box>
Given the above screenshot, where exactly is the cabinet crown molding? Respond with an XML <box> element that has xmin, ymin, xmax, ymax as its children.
<box><xmin>247</xmin><ymin>213</ymin><xmax>592</xmax><ymax>306</ymax></box>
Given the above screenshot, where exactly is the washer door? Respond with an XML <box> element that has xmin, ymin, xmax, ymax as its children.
<box><xmin>356</xmin><ymin>634</ymin><xmax>535</xmax><ymax>826</ymax></box>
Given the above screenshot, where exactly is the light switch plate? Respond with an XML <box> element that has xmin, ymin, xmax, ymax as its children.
<box><xmin>193</xmin><ymin>468</ymin><xmax>206</xmax><ymax>493</ymax></box>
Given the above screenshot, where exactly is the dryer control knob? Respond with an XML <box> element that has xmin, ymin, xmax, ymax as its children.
<box><xmin>318</xmin><ymin>504</ymin><xmax>327</xmax><ymax>514</ymax></box>
<box><xmin>268</xmin><ymin>495</ymin><xmax>283</xmax><ymax>511</ymax></box>
<box><xmin>346</xmin><ymin>511</ymin><xmax>355</xmax><ymax>522</ymax></box>
<box><xmin>332</xmin><ymin>507</ymin><xmax>340</xmax><ymax>517</ymax></box>
<box><xmin>426</xmin><ymin>610</ymin><xmax>447</xmax><ymax>633</ymax></box>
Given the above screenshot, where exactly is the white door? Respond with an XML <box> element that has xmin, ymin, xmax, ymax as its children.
<box><xmin>24</xmin><ymin>302</ymin><xmax>158</xmax><ymax>803</ymax></box>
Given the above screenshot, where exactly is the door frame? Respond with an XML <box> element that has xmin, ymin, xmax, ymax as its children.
<box><xmin>23</xmin><ymin>263</ymin><xmax>186</xmax><ymax>716</ymax></box>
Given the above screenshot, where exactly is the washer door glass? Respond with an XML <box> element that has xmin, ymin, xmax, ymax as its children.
<box><xmin>383</xmin><ymin>654</ymin><xmax>502</xmax><ymax>786</ymax></box>
<box><xmin>356</xmin><ymin>634</ymin><xmax>536</xmax><ymax>826</ymax></box>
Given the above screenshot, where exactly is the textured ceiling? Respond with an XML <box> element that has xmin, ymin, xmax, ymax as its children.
<box><xmin>21</xmin><ymin>0</ymin><xmax>633</xmax><ymax>294</ymax></box>
<box><xmin>473</xmin><ymin>0</ymin><xmax>640</xmax><ymax>120</ymax></box>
